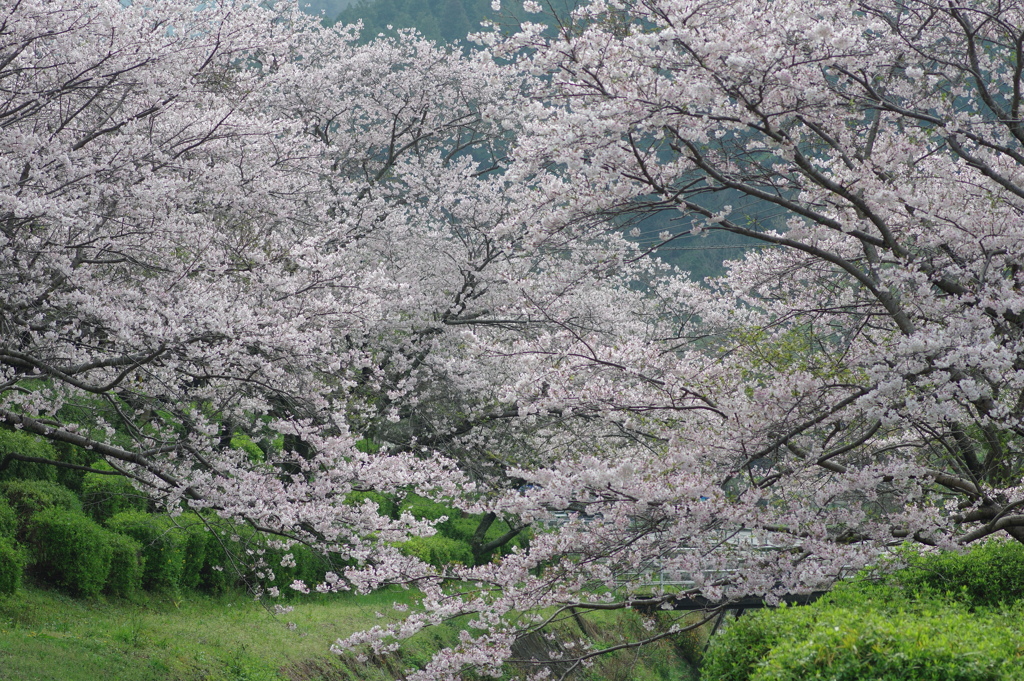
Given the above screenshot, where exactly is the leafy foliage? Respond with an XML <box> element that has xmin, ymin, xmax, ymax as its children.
<box><xmin>48</xmin><ymin>442</ymin><xmax>102</xmax><ymax>494</ymax></box>
<box><xmin>263</xmin><ymin>542</ymin><xmax>331</xmax><ymax>598</ymax></box>
<box><xmin>196</xmin><ymin>522</ymin><xmax>241</xmax><ymax>596</ymax></box>
<box><xmin>0</xmin><ymin>430</ymin><xmax>59</xmax><ymax>484</ymax></box>
<box><xmin>0</xmin><ymin>479</ymin><xmax>83</xmax><ymax>540</ymax></box>
<box><xmin>0</xmin><ymin>536</ymin><xmax>23</xmax><ymax>596</ymax></box>
<box><xmin>398</xmin><ymin>494</ymin><xmax>526</xmax><ymax>565</ymax></box>
<box><xmin>704</xmin><ymin>544</ymin><xmax>1024</xmax><ymax>681</ymax></box>
<box><xmin>177</xmin><ymin>517</ymin><xmax>210</xmax><ymax>593</ymax></box>
<box><xmin>105</xmin><ymin>511</ymin><xmax>186</xmax><ymax>595</ymax></box>
<box><xmin>81</xmin><ymin>462</ymin><xmax>148</xmax><ymax>523</ymax></box>
<box><xmin>0</xmin><ymin>495</ymin><xmax>15</xmax><ymax>540</ymax></box>
<box><xmin>229</xmin><ymin>434</ymin><xmax>268</xmax><ymax>465</ymax></box>
<box><xmin>103</xmin><ymin>530</ymin><xmax>145</xmax><ymax>597</ymax></box>
<box><xmin>399</xmin><ymin>535</ymin><xmax>474</xmax><ymax>568</ymax></box>
<box><xmin>347</xmin><ymin>490</ymin><xmax>399</xmax><ymax>520</ymax></box>
<box><xmin>893</xmin><ymin>540</ymin><xmax>1024</xmax><ymax>608</ymax></box>
<box><xmin>27</xmin><ymin>508</ymin><xmax>112</xmax><ymax>598</ymax></box>
<box><xmin>703</xmin><ymin>599</ymin><xmax>1024</xmax><ymax>681</ymax></box>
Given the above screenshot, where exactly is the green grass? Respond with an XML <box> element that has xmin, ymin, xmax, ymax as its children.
<box><xmin>0</xmin><ymin>587</ymin><xmax>699</xmax><ymax>681</ymax></box>
<box><xmin>0</xmin><ymin>587</ymin><xmax>421</xmax><ymax>681</ymax></box>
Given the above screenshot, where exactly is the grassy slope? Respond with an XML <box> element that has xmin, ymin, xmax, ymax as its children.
<box><xmin>0</xmin><ymin>588</ymin><xmax>422</xmax><ymax>681</ymax></box>
<box><xmin>0</xmin><ymin>588</ymin><xmax>698</xmax><ymax>681</ymax></box>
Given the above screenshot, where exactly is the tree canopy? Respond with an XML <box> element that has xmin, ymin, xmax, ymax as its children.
<box><xmin>3</xmin><ymin>0</ymin><xmax>1024</xmax><ymax>678</ymax></box>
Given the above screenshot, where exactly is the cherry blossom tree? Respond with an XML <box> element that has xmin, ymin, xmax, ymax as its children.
<box><xmin>7</xmin><ymin>0</ymin><xmax>1024</xmax><ymax>678</ymax></box>
<box><xmin>0</xmin><ymin>0</ymin><xmax>456</xmax><ymax>554</ymax></box>
<box><xmin>0</xmin><ymin>0</ymin><xmax>661</xmax><ymax>575</ymax></box>
<box><xmin>328</xmin><ymin>1</ymin><xmax>1024</xmax><ymax>677</ymax></box>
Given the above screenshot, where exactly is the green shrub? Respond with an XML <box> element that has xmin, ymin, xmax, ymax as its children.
<box><xmin>198</xmin><ymin>526</ymin><xmax>234</xmax><ymax>594</ymax></box>
<box><xmin>0</xmin><ymin>495</ymin><xmax>15</xmax><ymax>540</ymax></box>
<box><xmin>229</xmin><ymin>433</ymin><xmax>269</xmax><ymax>464</ymax></box>
<box><xmin>0</xmin><ymin>429</ymin><xmax>59</xmax><ymax>483</ymax></box>
<box><xmin>702</xmin><ymin>574</ymin><xmax>1024</xmax><ymax>681</ymax></box>
<box><xmin>51</xmin><ymin>441</ymin><xmax>102</xmax><ymax>493</ymax></box>
<box><xmin>895</xmin><ymin>539</ymin><xmax>1024</xmax><ymax>607</ymax></box>
<box><xmin>400</xmin><ymin>494</ymin><xmax>476</xmax><ymax>559</ymax></box>
<box><xmin>346</xmin><ymin>490</ymin><xmax>398</xmax><ymax>519</ymax></box>
<box><xmin>194</xmin><ymin>518</ymin><xmax>265</xmax><ymax>595</ymax></box>
<box><xmin>0</xmin><ymin>479</ymin><xmax>83</xmax><ymax>539</ymax></box>
<box><xmin>106</xmin><ymin>511</ymin><xmax>185</xmax><ymax>594</ymax></box>
<box><xmin>27</xmin><ymin>507</ymin><xmax>112</xmax><ymax>597</ymax></box>
<box><xmin>701</xmin><ymin>602</ymin><xmax>808</xmax><ymax>681</ymax></box>
<box><xmin>437</xmin><ymin>514</ymin><xmax>530</xmax><ymax>565</ymax></box>
<box><xmin>170</xmin><ymin>513</ymin><xmax>211</xmax><ymax>592</ymax></box>
<box><xmin>399</xmin><ymin>494</ymin><xmax>527</xmax><ymax>565</ymax></box>
<box><xmin>705</xmin><ymin>599</ymin><xmax>1024</xmax><ymax>681</ymax></box>
<box><xmin>0</xmin><ymin>536</ymin><xmax>24</xmax><ymax>596</ymax></box>
<box><xmin>398</xmin><ymin>534</ymin><xmax>473</xmax><ymax>568</ymax></box>
<box><xmin>81</xmin><ymin>462</ymin><xmax>148</xmax><ymax>523</ymax></box>
<box><xmin>263</xmin><ymin>542</ymin><xmax>329</xmax><ymax>598</ymax></box>
<box><xmin>399</xmin><ymin>493</ymin><xmax>453</xmax><ymax>522</ymax></box>
<box><xmin>103</xmin><ymin>530</ymin><xmax>145</xmax><ymax>597</ymax></box>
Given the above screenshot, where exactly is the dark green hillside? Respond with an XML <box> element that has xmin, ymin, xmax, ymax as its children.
<box><xmin>334</xmin><ymin>0</ymin><xmax>500</xmax><ymax>43</ymax></box>
<box><xmin>299</xmin><ymin>0</ymin><xmax>356</xmax><ymax>22</ymax></box>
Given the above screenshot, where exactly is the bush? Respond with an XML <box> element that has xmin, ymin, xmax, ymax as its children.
<box><xmin>437</xmin><ymin>514</ymin><xmax>530</xmax><ymax>565</ymax></box>
<box><xmin>399</xmin><ymin>494</ymin><xmax>527</xmax><ymax>565</ymax></box>
<box><xmin>170</xmin><ymin>513</ymin><xmax>211</xmax><ymax>592</ymax></box>
<box><xmin>81</xmin><ymin>462</ymin><xmax>148</xmax><ymax>523</ymax></box>
<box><xmin>346</xmin><ymin>490</ymin><xmax>398</xmax><ymax>519</ymax></box>
<box><xmin>702</xmin><ymin>570</ymin><xmax>1024</xmax><ymax>681</ymax></box>
<box><xmin>106</xmin><ymin>511</ymin><xmax>185</xmax><ymax>594</ymax></box>
<box><xmin>27</xmin><ymin>507</ymin><xmax>112</xmax><ymax>597</ymax></box>
<box><xmin>0</xmin><ymin>479</ymin><xmax>83</xmax><ymax>539</ymax></box>
<box><xmin>396</xmin><ymin>495</ymin><xmax>475</xmax><ymax>566</ymax></box>
<box><xmin>399</xmin><ymin>534</ymin><xmax>473</xmax><ymax>568</ymax></box>
<box><xmin>229</xmin><ymin>433</ymin><xmax>267</xmax><ymax>464</ymax></box>
<box><xmin>50</xmin><ymin>441</ymin><xmax>102</xmax><ymax>493</ymax></box>
<box><xmin>0</xmin><ymin>495</ymin><xmax>15</xmax><ymax>540</ymax></box>
<box><xmin>187</xmin><ymin>517</ymin><xmax>331</xmax><ymax>598</ymax></box>
<box><xmin>103</xmin><ymin>530</ymin><xmax>145</xmax><ymax>597</ymax></box>
<box><xmin>194</xmin><ymin>518</ymin><xmax>265</xmax><ymax>595</ymax></box>
<box><xmin>399</xmin><ymin>493</ymin><xmax>453</xmax><ymax>522</ymax></box>
<box><xmin>0</xmin><ymin>536</ymin><xmax>24</xmax><ymax>596</ymax></box>
<box><xmin>704</xmin><ymin>598</ymin><xmax>1024</xmax><ymax>681</ymax></box>
<box><xmin>198</xmin><ymin>525</ymin><xmax>234</xmax><ymax>594</ymax></box>
<box><xmin>263</xmin><ymin>542</ymin><xmax>330</xmax><ymax>598</ymax></box>
<box><xmin>895</xmin><ymin>539</ymin><xmax>1024</xmax><ymax>607</ymax></box>
<box><xmin>0</xmin><ymin>429</ymin><xmax>59</xmax><ymax>484</ymax></box>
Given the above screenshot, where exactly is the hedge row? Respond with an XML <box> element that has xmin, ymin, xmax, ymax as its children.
<box><xmin>892</xmin><ymin>539</ymin><xmax>1024</xmax><ymax>607</ymax></box>
<box><xmin>0</xmin><ymin>430</ymin><xmax>62</xmax><ymax>485</ymax></box>
<box><xmin>0</xmin><ymin>430</ymin><xmax>101</xmax><ymax>492</ymax></box>
<box><xmin>0</xmin><ymin>446</ymin><xmax>527</xmax><ymax>600</ymax></box>
<box><xmin>703</xmin><ymin>540</ymin><xmax>1024</xmax><ymax>681</ymax></box>
<box><xmin>400</xmin><ymin>535</ymin><xmax>474</xmax><ymax>568</ymax></box>
<box><xmin>394</xmin><ymin>493</ymin><xmax>528</xmax><ymax>566</ymax></box>
<box><xmin>81</xmin><ymin>462</ymin><xmax>149</xmax><ymax>523</ymax></box>
<box><xmin>29</xmin><ymin>507</ymin><xmax>118</xmax><ymax>597</ymax></box>
<box><xmin>1</xmin><ymin>497</ymin><xmax>337</xmax><ymax>600</ymax></box>
<box><xmin>0</xmin><ymin>536</ymin><xmax>23</xmax><ymax>596</ymax></box>
<box><xmin>703</xmin><ymin>592</ymin><xmax>1024</xmax><ymax>681</ymax></box>
<box><xmin>0</xmin><ymin>495</ymin><xmax>15</xmax><ymax>540</ymax></box>
<box><xmin>1</xmin><ymin>478</ymin><xmax>83</xmax><ymax>540</ymax></box>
